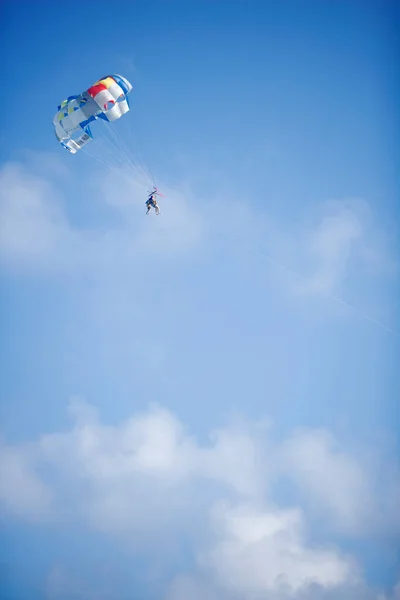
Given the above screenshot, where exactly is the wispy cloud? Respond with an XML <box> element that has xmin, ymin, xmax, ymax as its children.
<box><xmin>1</xmin><ymin>156</ymin><xmax>397</xmax><ymax>325</ymax></box>
<box><xmin>0</xmin><ymin>439</ymin><xmax>53</xmax><ymax>520</ymax></box>
<box><xmin>45</xmin><ymin>564</ymin><xmax>115</xmax><ymax>600</ymax></box>
<box><xmin>0</xmin><ymin>156</ymin><xmax>205</xmax><ymax>276</ymax></box>
<box><xmin>292</xmin><ymin>199</ymin><xmax>397</xmax><ymax>297</ymax></box>
<box><xmin>0</xmin><ymin>161</ymin><xmax>70</xmax><ymax>270</ymax></box>
<box><xmin>211</xmin><ymin>193</ymin><xmax>398</xmax><ymax>335</ymax></box>
<box><xmin>279</xmin><ymin>427</ymin><xmax>400</xmax><ymax>537</ymax></box>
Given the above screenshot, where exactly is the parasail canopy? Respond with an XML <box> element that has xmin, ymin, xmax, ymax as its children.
<box><xmin>53</xmin><ymin>74</ymin><xmax>132</xmax><ymax>154</ymax></box>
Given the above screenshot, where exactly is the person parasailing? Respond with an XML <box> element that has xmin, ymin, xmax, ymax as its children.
<box><xmin>145</xmin><ymin>187</ymin><xmax>163</xmax><ymax>215</ymax></box>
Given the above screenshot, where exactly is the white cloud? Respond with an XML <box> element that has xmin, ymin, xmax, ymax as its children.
<box><xmin>0</xmin><ymin>399</ymin><xmax>398</xmax><ymax>598</ymax></box>
<box><xmin>199</xmin><ymin>501</ymin><xmax>357</xmax><ymax>597</ymax></box>
<box><xmin>33</xmin><ymin>400</ymin><xmax>264</xmax><ymax>539</ymax></box>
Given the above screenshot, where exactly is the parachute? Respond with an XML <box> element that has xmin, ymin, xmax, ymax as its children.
<box><xmin>53</xmin><ymin>74</ymin><xmax>132</xmax><ymax>154</ymax></box>
<box><xmin>53</xmin><ymin>74</ymin><xmax>156</xmax><ymax>189</ymax></box>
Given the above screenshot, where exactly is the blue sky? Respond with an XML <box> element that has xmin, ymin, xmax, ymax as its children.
<box><xmin>0</xmin><ymin>1</ymin><xmax>399</xmax><ymax>599</ymax></box>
